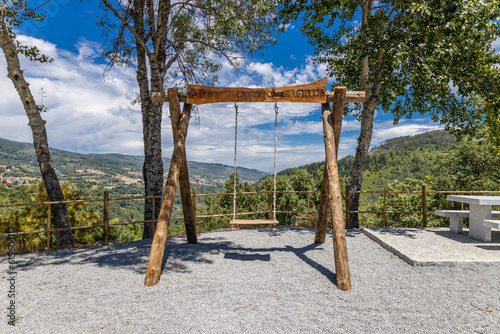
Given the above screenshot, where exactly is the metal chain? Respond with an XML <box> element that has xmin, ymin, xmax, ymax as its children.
<box><xmin>192</xmin><ymin>104</ymin><xmax>201</xmax><ymax>129</ymax></box>
<box><xmin>273</xmin><ymin>102</ymin><xmax>279</xmax><ymax>221</ymax></box>
<box><xmin>233</xmin><ymin>102</ymin><xmax>238</xmax><ymax>221</ymax></box>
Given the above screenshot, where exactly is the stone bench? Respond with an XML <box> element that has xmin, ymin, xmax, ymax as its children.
<box><xmin>434</xmin><ymin>210</ymin><xmax>500</xmax><ymax>234</ymax></box>
<box><xmin>483</xmin><ymin>219</ymin><xmax>500</xmax><ymax>230</ymax></box>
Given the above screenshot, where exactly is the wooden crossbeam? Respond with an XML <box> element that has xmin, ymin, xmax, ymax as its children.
<box><xmin>151</xmin><ymin>84</ymin><xmax>365</xmax><ymax>103</ymax></box>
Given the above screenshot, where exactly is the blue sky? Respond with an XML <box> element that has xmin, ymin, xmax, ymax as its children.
<box><xmin>0</xmin><ymin>0</ymin><xmax>448</xmax><ymax>173</ymax></box>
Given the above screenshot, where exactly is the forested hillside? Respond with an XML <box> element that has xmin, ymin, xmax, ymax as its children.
<box><xmin>0</xmin><ymin>137</ymin><xmax>266</xmax><ymax>188</ymax></box>
<box><xmin>280</xmin><ymin>130</ymin><xmax>459</xmax><ymax>191</ymax></box>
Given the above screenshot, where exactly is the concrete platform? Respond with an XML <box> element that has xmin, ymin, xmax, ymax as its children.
<box><xmin>362</xmin><ymin>227</ymin><xmax>500</xmax><ymax>266</ymax></box>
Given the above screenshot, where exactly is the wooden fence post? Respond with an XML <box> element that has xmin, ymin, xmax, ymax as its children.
<box><xmin>268</xmin><ymin>185</ymin><xmax>273</xmax><ymax>220</ymax></box>
<box><xmin>46</xmin><ymin>204</ymin><xmax>51</xmax><ymax>251</ymax></box>
<box><xmin>103</xmin><ymin>191</ymin><xmax>109</xmax><ymax>246</ymax></box>
<box><xmin>422</xmin><ymin>185</ymin><xmax>427</xmax><ymax>228</ymax></box>
<box><xmin>307</xmin><ymin>191</ymin><xmax>310</xmax><ymax>227</ymax></box>
<box><xmin>322</xmin><ymin>87</ymin><xmax>351</xmax><ymax>291</ymax></box>
<box><xmin>314</xmin><ymin>168</ymin><xmax>329</xmax><ymax>242</ymax></box>
<box><xmin>192</xmin><ymin>187</ymin><xmax>197</xmax><ymax>229</ymax></box>
<box><xmin>383</xmin><ymin>191</ymin><xmax>387</xmax><ymax>227</ymax></box>
<box><xmin>152</xmin><ymin>196</ymin><xmax>156</xmax><ymax>235</ymax></box>
<box><xmin>345</xmin><ymin>185</ymin><xmax>350</xmax><ymax>229</ymax></box>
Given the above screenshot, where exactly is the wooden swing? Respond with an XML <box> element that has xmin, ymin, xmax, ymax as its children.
<box><xmin>229</xmin><ymin>101</ymin><xmax>279</xmax><ymax>230</ymax></box>
<box><xmin>144</xmin><ymin>78</ymin><xmax>365</xmax><ymax>291</ymax></box>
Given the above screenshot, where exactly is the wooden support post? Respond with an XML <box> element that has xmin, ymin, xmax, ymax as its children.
<box><xmin>307</xmin><ymin>192</ymin><xmax>310</xmax><ymax>227</ymax></box>
<box><xmin>103</xmin><ymin>191</ymin><xmax>109</xmax><ymax>246</ymax></box>
<box><xmin>345</xmin><ymin>185</ymin><xmax>350</xmax><ymax>228</ymax></box>
<box><xmin>268</xmin><ymin>185</ymin><xmax>273</xmax><ymax>220</ymax></box>
<box><xmin>144</xmin><ymin>92</ymin><xmax>192</xmax><ymax>287</ymax></box>
<box><xmin>152</xmin><ymin>196</ymin><xmax>156</xmax><ymax>235</ymax></box>
<box><xmin>321</xmin><ymin>87</ymin><xmax>351</xmax><ymax>291</ymax></box>
<box><xmin>383</xmin><ymin>191</ymin><xmax>387</xmax><ymax>227</ymax></box>
<box><xmin>169</xmin><ymin>88</ymin><xmax>197</xmax><ymax>244</ymax></box>
<box><xmin>422</xmin><ymin>185</ymin><xmax>427</xmax><ymax>228</ymax></box>
<box><xmin>46</xmin><ymin>204</ymin><xmax>51</xmax><ymax>251</ymax></box>
<box><xmin>315</xmin><ymin>167</ymin><xmax>330</xmax><ymax>242</ymax></box>
<box><xmin>315</xmin><ymin>93</ymin><xmax>343</xmax><ymax>243</ymax></box>
<box><xmin>192</xmin><ymin>187</ymin><xmax>197</xmax><ymax>229</ymax></box>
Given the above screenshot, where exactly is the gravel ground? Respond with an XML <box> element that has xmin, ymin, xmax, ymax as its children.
<box><xmin>1</xmin><ymin>227</ymin><xmax>499</xmax><ymax>333</ymax></box>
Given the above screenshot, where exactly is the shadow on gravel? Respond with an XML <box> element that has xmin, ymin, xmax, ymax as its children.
<box><xmin>224</xmin><ymin>252</ymin><xmax>271</xmax><ymax>261</ymax></box>
<box><xmin>285</xmin><ymin>244</ymin><xmax>337</xmax><ymax>285</ymax></box>
<box><xmin>432</xmin><ymin>229</ymin><xmax>500</xmax><ymax>244</ymax></box>
<box><xmin>13</xmin><ymin>228</ymin><xmax>341</xmax><ymax>284</ymax></box>
<box><xmin>365</xmin><ymin>227</ymin><xmax>420</xmax><ymax>239</ymax></box>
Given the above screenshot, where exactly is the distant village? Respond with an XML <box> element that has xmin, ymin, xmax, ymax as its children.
<box><xmin>1</xmin><ymin>164</ymin><xmax>229</xmax><ymax>188</ymax></box>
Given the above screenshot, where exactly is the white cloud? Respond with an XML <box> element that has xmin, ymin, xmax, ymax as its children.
<box><xmin>370</xmin><ymin>120</ymin><xmax>443</xmax><ymax>147</ymax></box>
<box><xmin>0</xmin><ymin>36</ymin><xmax>143</xmax><ymax>156</ymax></box>
<box><xmin>492</xmin><ymin>36</ymin><xmax>500</xmax><ymax>54</ymax></box>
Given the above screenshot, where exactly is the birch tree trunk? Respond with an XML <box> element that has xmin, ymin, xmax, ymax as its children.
<box><xmin>348</xmin><ymin>96</ymin><xmax>378</xmax><ymax>228</ymax></box>
<box><xmin>347</xmin><ymin>4</ymin><xmax>382</xmax><ymax>228</ymax></box>
<box><xmin>0</xmin><ymin>30</ymin><xmax>73</xmax><ymax>249</ymax></box>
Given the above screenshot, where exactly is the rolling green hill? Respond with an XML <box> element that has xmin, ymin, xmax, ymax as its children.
<box><xmin>0</xmin><ymin>137</ymin><xmax>267</xmax><ymax>185</ymax></box>
<box><xmin>279</xmin><ymin>130</ymin><xmax>459</xmax><ymax>191</ymax></box>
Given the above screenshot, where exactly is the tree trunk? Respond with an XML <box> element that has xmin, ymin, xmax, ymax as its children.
<box><xmin>348</xmin><ymin>53</ymin><xmax>381</xmax><ymax>228</ymax></box>
<box><xmin>141</xmin><ymin>99</ymin><xmax>164</xmax><ymax>239</ymax></box>
<box><xmin>1</xmin><ymin>32</ymin><xmax>73</xmax><ymax>249</ymax></box>
<box><xmin>347</xmin><ymin>3</ymin><xmax>383</xmax><ymax>228</ymax></box>
<box><xmin>132</xmin><ymin>1</ymin><xmax>164</xmax><ymax>239</ymax></box>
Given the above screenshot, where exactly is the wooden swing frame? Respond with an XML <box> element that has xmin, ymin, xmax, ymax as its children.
<box><xmin>144</xmin><ymin>78</ymin><xmax>365</xmax><ymax>291</ymax></box>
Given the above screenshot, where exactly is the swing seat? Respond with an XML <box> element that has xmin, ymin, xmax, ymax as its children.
<box><xmin>230</xmin><ymin>219</ymin><xmax>279</xmax><ymax>231</ymax></box>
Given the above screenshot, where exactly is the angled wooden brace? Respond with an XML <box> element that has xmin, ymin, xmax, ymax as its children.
<box><xmin>168</xmin><ymin>88</ymin><xmax>197</xmax><ymax>244</ymax></box>
<box><xmin>144</xmin><ymin>88</ymin><xmax>192</xmax><ymax>287</ymax></box>
<box><xmin>315</xmin><ymin>87</ymin><xmax>345</xmax><ymax>244</ymax></box>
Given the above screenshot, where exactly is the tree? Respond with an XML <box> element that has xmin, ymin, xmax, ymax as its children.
<box><xmin>279</xmin><ymin>0</ymin><xmax>500</xmax><ymax>227</ymax></box>
<box><xmin>439</xmin><ymin>139</ymin><xmax>500</xmax><ymax>191</ymax></box>
<box><xmin>99</xmin><ymin>0</ymin><xmax>278</xmax><ymax>238</ymax></box>
<box><xmin>0</xmin><ymin>2</ymin><xmax>73</xmax><ymax>249</ymax></box>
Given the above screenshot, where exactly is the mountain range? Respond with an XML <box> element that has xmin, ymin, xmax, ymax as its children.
<box><xmin>0</xmin><ymin>137</ymin><xmax>267</xmax><ymax>191</ymax></box>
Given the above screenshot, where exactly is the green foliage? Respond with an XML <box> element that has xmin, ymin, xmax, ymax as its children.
<box><xmin>99</xmin><ymin>0</ymin><xmax>278</xmax><ymax>85</ymax></box>
<box><xmin>280</xmin><ymin>130</ymin><xmax>499</xmax><ymax>228</ymax></box>
<box><xmin>0</xmin><ymin>2</ymin><xmax>54</xmax><ymax>63</ymax></box>
<box><xmin>333</xmin><ymin>130</ymin><xmax>458</xmax><ymax>191</ymax></box>
<box><xmin>198</xmin><ymin>170</ymin><xmax>319</xmax><ymax>231</ymax></box>
<box><xmin>0</xmin><ymin>181</ymin><xmax>102</xmax><ymax>254</ymax></box>
<box><xmin>439</xmin><ymin>139</ymin><xmax>500</xmax><ymax>191</ymax></box>
<box><xmin>279</xmin><ymin>0</ymin><xmax>500</xmax><ymax>139</ymax></box>
<box><xmin>363</xmin><ymin>177</ymin><xmax>449</xmax><ymax>228</ymax></box>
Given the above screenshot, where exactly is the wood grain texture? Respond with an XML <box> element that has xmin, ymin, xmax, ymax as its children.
<box><xmin>144</xmin><ymin>89</ymin><xmax>191</xmax><ymax>287</ymax></box>
<box><xmin>186</xmin><ymin>77</ymin><xmax>327</xmax><ymax>104</ymax></box>
<box><xmin>328</xmin><ymin>90</ymin><xmax>365</xmax><ymax>103</ymax></box>
<box><xmin>321</xmin><ymin>88</ymin><xmax>351</xmax><ymax>291</ymax></box>
<box><xmin>151</xmin><ymin>89</ymin><xmax>364</xmax><ymax>103</ymax></box>
<box><xmin>315</xmin><ymin>88</ymin><xmax>345</xmax><ymax>244</ymax></box>
<box><xmin>168</xmin><ymin>88</ymin><xmax>197</xmax><ymax>244</ymax></box>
